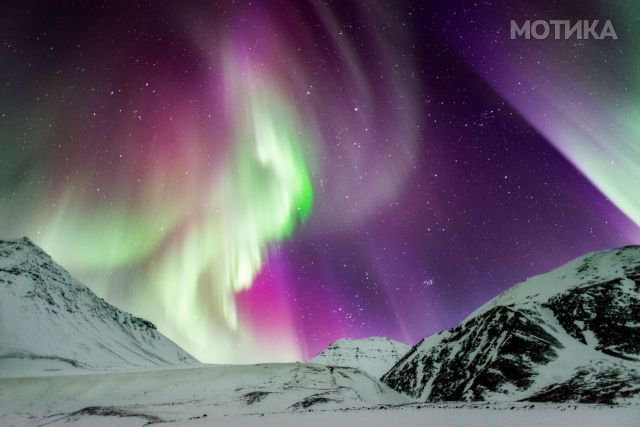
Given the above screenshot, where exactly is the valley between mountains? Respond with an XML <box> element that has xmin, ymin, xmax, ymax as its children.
<box><xmin>1</xmin><ymin>238</ymin><xmax>638</xmax><ymax>426</ymax></box>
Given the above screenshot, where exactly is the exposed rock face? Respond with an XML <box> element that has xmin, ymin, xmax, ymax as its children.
<box><xmin>0</xmin><ymin>237</ymin><xmax>197</xmax><ymax>376</ymax></box>
<box><xmin>545</xmin><ymin>277</ymin><xmax>640</xmax><ymax>361</ymax></box>
<box><xmin>310</xmin><ymin>337</ymin><xmax>411</xmax><ymax>378</ymax></box>
<box><xmin>382</xmin><ymin>246</ymin><xmax>640</xmax><ymax>404</ymax></box>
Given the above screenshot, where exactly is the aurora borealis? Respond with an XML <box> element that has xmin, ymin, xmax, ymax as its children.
<box><xmin>1</xmin><ymin>1</ymin><xmax>639</xmax><ymax>363</ymax></box>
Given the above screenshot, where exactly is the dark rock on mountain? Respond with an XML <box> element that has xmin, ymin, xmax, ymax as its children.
<box><xmin>382</xmin><ymin>246</ymin><xmax>640</xmax><ymax>403</ymax></box>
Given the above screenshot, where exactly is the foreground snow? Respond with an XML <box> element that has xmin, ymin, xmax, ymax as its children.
<box><xmin>1</xmin><ymin>364</ymin><xmax>637</xmax><ymax>426</ymax></box>
<box><xmin>0</xmin><ymin>363</ymin><xmax>407</xmax><ymax>426</ymax></box>
<box><xmin>2</xmin><ymin>391</ymin><xmax>637</xmax><ymax>427</ymax></box>
<box><xmin>197</xmin><ymin>403</ymin><xmax>640</xmax><ymax>427</ymax></box>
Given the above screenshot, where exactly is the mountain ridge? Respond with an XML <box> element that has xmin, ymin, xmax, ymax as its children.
<box><xmin>0</xmin><ymin>237</ymin><xmax>198</xmax><ymax>376</ymax></box>
<box><xmin>381</xmin><ymin>245</ymin><xmax>640</xmax><ymax>404</ymax></box>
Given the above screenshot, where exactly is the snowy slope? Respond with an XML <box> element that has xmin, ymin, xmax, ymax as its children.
<box><xmin>2</xmin><ymin>370</ymin><xmax>637</xmax><ymax>427</ymax></box>
<box><xmin>0</xmin><ymin>362</ymin><xmax>409</xmax><ymax>425</ymax></box>
<box><xmin>382</xmin><ymin>246</ymin><xmax>640</xmax><ymax>403</ymax></box>
<box><xmin>310</xmin><ymin>337</ymin><xmax>411</xmax><ymax>378</ymax></box>
<box><xmin>1</xmin><ymin>239</ymin><xmax>639</xmax><ymax>425</ymax></box>
<box><xmin>0</xmin><ymin>237</ymin><xmax>197</xmax><ymax>376</ymax></box>
<box><xmin>188</xmin><ymin>403</ymin><xmax>640</xmax><ymax>427</ymax></box>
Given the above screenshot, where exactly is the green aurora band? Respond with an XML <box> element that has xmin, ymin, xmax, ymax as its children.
<box><xmin>2</xmin><ymin>54</ymin><xmax>315</xmax><ymax>363</ymax></box>
<box><xmin>141</xmin><ymin>60</ymin><xmax>314</xmax><ymax>362</ymax></box>
<box><xmin>0</xmin><ymin>2</ymin><xmax>420</xmax><ymax>363</ymax></box>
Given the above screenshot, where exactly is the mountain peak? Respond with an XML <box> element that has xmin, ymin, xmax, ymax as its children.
<box><xmin>465</xmin><ymin>245</ymin><xmax>640</xmax><ymax>322</ymax></box>
<box><xmin>1</xmin><ymin>236</ymin><xmax>41</xmax><ymax>248</ymax></box>
<box><xmin>0</xmin><ymin>237</ymin><xmax>197</xmax><ymax>377</ymax></box>
<box><xmin>311</xmin><ymin>336</ymin><xmax>411</xmax><ymax>379</ymax></box>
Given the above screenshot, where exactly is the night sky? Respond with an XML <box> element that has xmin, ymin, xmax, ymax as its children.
<box><xmin>1</xmin><ymin>0</ymin><xmax>639</xmax><ymax>363</ymax></box>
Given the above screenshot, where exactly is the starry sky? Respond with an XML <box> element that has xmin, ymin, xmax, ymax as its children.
<box><xmin>1</xmin><ymin>0</ymin><xmax>639</xmax><ymax>363</ymax></box>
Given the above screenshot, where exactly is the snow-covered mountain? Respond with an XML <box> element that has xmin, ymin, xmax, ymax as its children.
<box><xmin>310</xmin><ymin>337</ymin><xmax>411</xmax><ymax>378</ymax></box>
<box><xmin>1</xmin><ymin>238</ymin><xmax>639</xmax><ymax>425</ymax></box>
<box><xmin>382</xmin><ymin>246</ymin><xmax>640</xmax><ymax>403</ymax></box>
<box><xmin>0</xmin><ymin>237</ymin><xmax>411</xmax><ymax>425</ymax></box>
<box><xmin>0</xmin><ymin>237</ymin><xmax>197</xmax><ymax>376</ymax></box>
